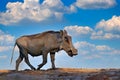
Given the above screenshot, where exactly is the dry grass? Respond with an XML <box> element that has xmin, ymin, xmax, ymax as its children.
<box><xmin>0</xmin><ymin>70</ymin><xmax>11</xmax><ymax>73</ymax></box>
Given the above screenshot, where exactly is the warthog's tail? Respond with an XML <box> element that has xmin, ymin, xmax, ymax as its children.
<box><xmin>10</xmin><ymin>42</ymin><xmax>17</xmax><ymax>65</ymax></box>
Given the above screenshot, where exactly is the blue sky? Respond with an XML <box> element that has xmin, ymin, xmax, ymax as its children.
<box><xmin>0</xmin><ymin>0</ymin><xmax>120</xmax><ymax>70</ymax></box>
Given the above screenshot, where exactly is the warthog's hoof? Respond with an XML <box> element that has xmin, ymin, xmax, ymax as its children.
<box><xmin>32</xmin><ymin>68</ymin><xmax>36</xmax><ymax>70</ymax></box>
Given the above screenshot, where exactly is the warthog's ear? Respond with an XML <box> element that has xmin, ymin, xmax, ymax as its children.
<box><xmin>64</xmin><ymin>30</ymin><xmax>67</xmax><ymax>35</ymax></box>
<box><xmin>60</xmin><ymin>30</ymin><xmax>63</xmax><ymax>37</ymax></box>
<box><xmin>60</xmin><ymin>30</ymin><xmax>68</xmax><ymax>38</ymax></box>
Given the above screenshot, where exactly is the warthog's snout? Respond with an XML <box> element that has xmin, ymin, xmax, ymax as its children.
<box><xmin>67</xmin><ymin>49</ymin><xmax>78</xmax><ymax>57</ymax></box>
<box><xmin>72</xmin><ymin>49</ymin><xmax>78</xmax><ymax>56</ymax></box>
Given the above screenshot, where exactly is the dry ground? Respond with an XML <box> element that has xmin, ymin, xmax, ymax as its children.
<box><xmin>0</xmin><ymin>68</ymin><xmax>120</xmax><ymax>80</ymax></box>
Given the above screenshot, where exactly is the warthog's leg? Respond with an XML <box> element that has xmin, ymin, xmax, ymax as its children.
<box><xmin>16</xmin><ymin>51</ymin><xmax>23</xmax><ymax>71</ymax></box>
<box><xmin>50</xmin><ymin>52</ymin><xmax>55</xmax><ymax>69</ymax></box>
<box><xmin>37</xmin><ymin>52</ymin><xmax>48</xmax><ymax>70</ymax></box>
<box><xmin>24</xmin><ymin>53</ymin><xmax>36</xmax><ymax>70</ymax></box>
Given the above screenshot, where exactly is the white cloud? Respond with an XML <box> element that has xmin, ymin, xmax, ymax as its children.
<box><xmin>0</xmin><ymin>0</ymin><xmax>116</xmax><ymax>25</ymax></box>
<box><xmin>96</xmin><ymin>45</ymin><xmax>111</xmax><ymax>51</ymax></box>
<box><xmin>64</xmin><ymin>25</ymin><xmax>93</xmax><ymax>37</ymax></box>
<box><xmin>74</xmin><ymin>0</ymin><xmax>116</xmax><ymax>9</ymax></box>
<box><xmin>74</xmin><ymin>41</ymin><xmax>120</xmax><ymax>59</ymax></box>
<box><xmin>91</xmin><ymin>32</ymin><xmax>120</xmax><ymax>39</ymax></box>
<box><xmin>42</xmin><ymin>0</ymin><xmax>64</xmax><ymax>9</ymax></box>
<box><xmin>0</xmin><ymin>46</ymin><xmax>12</xmax><ymax>52</ymax></box>
<box><xmin>96</xmin><ymin>16</ymin><xmax>120</xmax><ymax>32</ymax></box>
<box><xmin>0</xmin><ymin>30</ymin><xmax>14</xmax><ymax>52</ymax></box>
<box><xmin>0</xmin><ymin>0</ymin><xmax>75</xmax><ymax>25</ymax></box>
<box><xmin>84</xmin><ymin>54</ymin><xmax>101</xmax><ymax>59</ymax></box>
<box><xmin>0</xmin><ymin>30</ymin><xmax>14</xmax><ymax>45</ymax></box>
<box><xmin>65</xmin><ymin>16</ymin><xmax>120</xmax><ymax>40</ymax></box>
<box><xmin>0</xmin><ymin>55</ymin><xmax>7</xmax><ymax>59</ymax></box>
<box><xmin>91</xmin><ymin>16</ymin><xmax>120</xmax><ymax>40</ymax></box>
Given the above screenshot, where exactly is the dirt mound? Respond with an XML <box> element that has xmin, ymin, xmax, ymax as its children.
<box><xmin>0</xmin><ymin>68</ymin><xmax>120</xmax><ymax>80</ymax></box>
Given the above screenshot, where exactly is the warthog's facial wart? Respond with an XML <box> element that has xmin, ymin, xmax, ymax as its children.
<box><xmin>60</xmin><ymin>30</ymin><xmax>78</xmax><ymax>57</ymax></box>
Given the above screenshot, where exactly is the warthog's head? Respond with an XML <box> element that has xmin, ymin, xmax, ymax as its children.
<box><xmin>60</xmin><ymin>30</ymin><xmax>78</xmax><ymax>57</ymax></box>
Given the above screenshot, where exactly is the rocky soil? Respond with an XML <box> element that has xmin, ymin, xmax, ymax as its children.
<box><xmin>0</xmin><ymin>68</ymin><xmax>120</xmax><ymax>80</ymax></box>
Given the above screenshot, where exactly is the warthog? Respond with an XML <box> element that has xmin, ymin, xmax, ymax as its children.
<box><xmin>11</xmin><ymin>30</ymin><xmax>77</xmax><ymax>71</ymax></box>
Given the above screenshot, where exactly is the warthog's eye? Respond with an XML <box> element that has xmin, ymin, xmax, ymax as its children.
<box><xmin>64</xmin><ymin>37</ymin><xmax>68</xmax><ymax>42</ymax></box>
